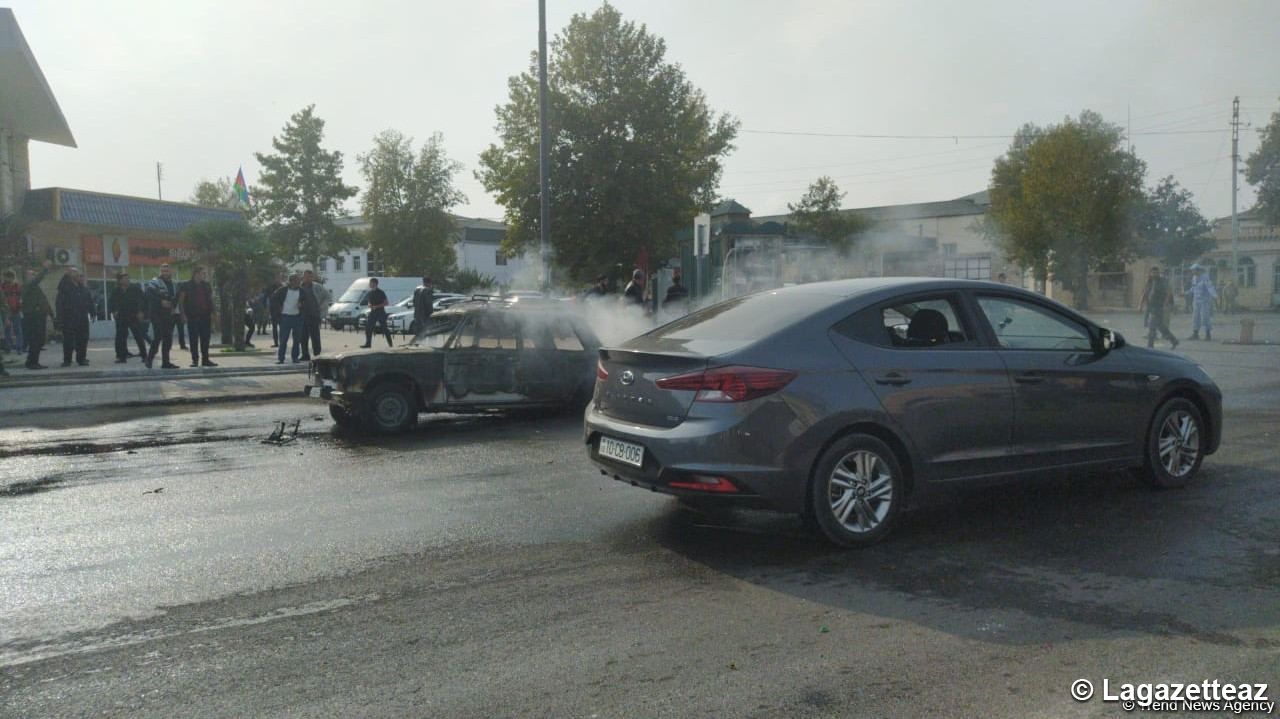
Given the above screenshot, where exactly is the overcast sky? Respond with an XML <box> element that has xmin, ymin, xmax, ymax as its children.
<box><xmin>12</xmin><ymin>0</ymin><xmax>1280</xmax><ymax>223</ymax></box>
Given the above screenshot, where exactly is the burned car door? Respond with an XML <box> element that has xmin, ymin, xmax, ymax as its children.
<box><xmin>443</xmin><ymin>311</ymin><xmax>521</xmax><ymax>402</ymax></box>
<box><xmin>515</xmin><ymin>315</ymin><xmax>581</xmax><ymax>400</ymax></box>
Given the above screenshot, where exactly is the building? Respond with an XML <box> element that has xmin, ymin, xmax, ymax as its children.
<box><xmin>0</xmin><ymin>8</ymin><xmax>75</xmax><ymax>217</ymax></box>
<box><xmin>324</xmin><ymin>215</ymin><xmax>527</xmax><ymax>291</ymax></box>
<box><xmin>21</xmin><ymin>187</ymin><xmax>244</xmax><ymax>337</ymax></box>
<box><xmin>1204</xmin><ymin>210</ymin><xmax>1279</xmax><ymax>309</ymax></box>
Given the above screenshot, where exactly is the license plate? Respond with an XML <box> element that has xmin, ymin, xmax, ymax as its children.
<box><xmin>599</xmin><ymin>436</ymin><xmax>644</xmax><ymax>468</ymax></box>
<box><xmin>308</xmin><ymin>386</ymin><xmax>323</xmax><ymax>398</ymax></box>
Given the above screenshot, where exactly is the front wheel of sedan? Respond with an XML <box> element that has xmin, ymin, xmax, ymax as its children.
<box><xmin>363</xmin><ymin>384</ymin><xmax>417</xmax><ymax>434</ymax></box>
<box><xmin>1141</xmin><ymin>398</ymin><xmax>1206</xmax><ymax>489</ymax></box>
<box><xmin>808</xmin><ymin>434</ymin><xmax>905</xmax><ymax>547</ymax></box>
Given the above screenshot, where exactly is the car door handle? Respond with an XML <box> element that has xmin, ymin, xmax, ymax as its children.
<box><xmin>1013</xmin><ymin>372</ymin><xmax>1044</xmax><ymax>385</ymax></box>
<box><xmin>874</xmin><ymin>373</ymin><xmax>912</xmax><ymax>386</ymax></box>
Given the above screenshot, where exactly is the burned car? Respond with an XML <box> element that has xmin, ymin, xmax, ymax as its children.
<box><xmin>307</xmin><ymin>297</ymin><xmax>601</xmax><ymax>433</ymax></box>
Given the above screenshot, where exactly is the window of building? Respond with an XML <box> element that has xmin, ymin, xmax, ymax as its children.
<box><xmin>943</xmin><ymin>255</ymin><xmax>990</xmax><ymax>280</ymax></box>
<box><xmin>1274</xmin><ymin>262</ymin><xmax>1280</xmax><ymax>295</ymax></box>
<box><xmin>352</xmin><ymin>255</ymin><xmax>361</xmax><ymax>271</ymax></box>
<box><xmin>1237</xmin><ymin>256</ymin><xmax>1256</xmax><ymax>288</ymax></box>
<box><xmin>495</xmin><ymin>250</ymin><xmax>507</xmax><ymax>266</ymax></box>
<box><xmin>335</xmin><ymin>256</ymin><xmax>345</xmax><ymax>272</ymax></box>
<box><xmin>942</xmin><ymin>243</ymin><xmax>957</xmax><ymax>256</ymax></box>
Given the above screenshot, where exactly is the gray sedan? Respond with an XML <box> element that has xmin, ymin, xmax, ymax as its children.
<box><xmin>584</xmin><ymin>278</ymin><xmax>1222</xmax><ymax>547</ymax></box>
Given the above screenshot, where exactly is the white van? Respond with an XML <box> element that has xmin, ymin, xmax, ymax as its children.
<box><xmin>327</xmin><ymin>277</ymin><xmax>423</xmax><ymax>329</ymax></box>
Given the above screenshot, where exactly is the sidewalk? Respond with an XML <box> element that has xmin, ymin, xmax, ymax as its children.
<box><xmin>0</xmin><ymin>327</ymin><xmax>388</xmax><ymax>411</ymax></box>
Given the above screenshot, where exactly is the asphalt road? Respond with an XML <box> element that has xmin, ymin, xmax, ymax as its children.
<box><xmin>2</xmin><ymin>349</ymin><xmax>1279</xmax><ymax>716</ymax></box>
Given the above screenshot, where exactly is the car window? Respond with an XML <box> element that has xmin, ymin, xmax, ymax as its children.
<box><xmin>552</xmin><ymin>320</ymin><xmax>585</xmax><ymax>351</ymax></box>
<box><xmin>834</xmin><ymin>295</ymin><xmax>971</xmax><ymax>349</ymax></box>
<box><xmin>474</xmin><ymin>314</ymin><xmax>518</xmax><ymax>350</ymax></box>
<box><xmin>409</xmin><ymin>317</ymin><xmax>457</xmax><ymax>348</ymax></box>
<box><xmin>976</xmin><ymin>296</ymin><xmax>1093</xmax><ymax>351</ymax></box>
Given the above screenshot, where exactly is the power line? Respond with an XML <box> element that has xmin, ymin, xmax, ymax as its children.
<box><xmin>741</xmin><ymin>127</ymin><xmax>1228</xmax><ymax>140</ymax></box>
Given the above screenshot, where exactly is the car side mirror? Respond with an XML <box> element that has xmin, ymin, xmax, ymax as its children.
<box><xmin>1095</xmin><ymin>328</ymin><xmax>1117</xmax><ymax>353</ymax></box>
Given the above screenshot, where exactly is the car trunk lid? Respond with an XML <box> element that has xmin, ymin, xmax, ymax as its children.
<box><xmin>597</xmin><ymin>348</ymin><xmax>708</xmax><ymax>428</ymax></box>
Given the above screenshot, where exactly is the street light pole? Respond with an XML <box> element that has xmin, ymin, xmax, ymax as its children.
<box><xmin>537</xmin><ymin>0</ymin><xmax>551</xmax><ymax>293</ymax></box>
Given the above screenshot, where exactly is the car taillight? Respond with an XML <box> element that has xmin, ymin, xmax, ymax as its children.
<box><xmin>668</xmin><ymin>475</ymin><xmax>739</xmax><ymax>493</ymax></box>
<box><xmin>655</xmin><ymin>365</ymin><xmax>796</xmax><ymax>403</ymax></box>
<box><xmin>596</xmin><ymin>360</ymin><xmax>609</xmax><ymax>382</ymax></box>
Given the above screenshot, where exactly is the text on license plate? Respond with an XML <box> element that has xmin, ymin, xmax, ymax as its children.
<box><xmin>599</xmin><ymin>436</ymin><xmax>644</xmax><ymax>467</ymax></box>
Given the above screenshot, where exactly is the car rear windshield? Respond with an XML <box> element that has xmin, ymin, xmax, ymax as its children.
<box><xmin>647</xmin><ymin>290</ymin><xmax>835</xmax><ymax>344</ymax></box>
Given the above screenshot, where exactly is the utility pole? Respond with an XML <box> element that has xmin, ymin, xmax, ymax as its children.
<box><xmin>156</xmin><ymin>162</ymin><xmax>164</xmax><ymax>201</ymax></box>
<box><xmin>537</xmin><ymin>0</ymin><xmax>551</xmax><ymax>293</ymax></box>
<box><xmin>1231</xmin><ymin>96</ymin><xmax>1240</xmax><ymax>282</ymax></box>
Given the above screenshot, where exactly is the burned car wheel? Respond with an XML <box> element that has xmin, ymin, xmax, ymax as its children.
<box><xmin>1141</xmin><ymin>397</ymin><xmax>1205</xmax><ymax>489</ymax></box>
<box><xmin>329</xmin><ymin>404</ymin><xmax>361</xmax><ymax>430</ymax></box>
<box><xmin>808</xmin><ymin>434</ymin><xmax>904</xmax><ymax>548</ymax></box>
<box><xmin>363</xmin><ymin>384</ymin><xmax>416</xmax><ymax>433</ymax></box>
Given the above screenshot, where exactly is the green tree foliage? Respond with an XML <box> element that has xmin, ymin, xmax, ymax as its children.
<box><xmin>477</xmin><ymin>2</ymin><xmax>738</xmax><ymax>282</ymax></box>
<box><xmin>1244</xmin><ymin>99</ymin><xmax>1280</xmax><ymax>227</ymax></box>
<box><xmin>787</xmin><ymin>176</ymin><xmax>868</xmax><ymax>253</ymax></box>
<box><xmin>252</xmin><ymin>105</ymin><xmax>359</xmax><ymax>267</ymax></box>
<box><xmin>358</xmin><ymin>130</ymin><xmax>465</xmax><ymax>279</ymax></box>
<box><xmin>988</xmin><ymin>111</ymin><xmax>1146</xmax><ymax>309</ymax></box>
<box><xmin>185</xmin><ymin>219</ymin><xmax>281</xmax><ymax>349</ymax></box>
<box><xmin>0</xmin><ymin>212</ymin><xmax>33</xmax><ymax>270</ymax></box>
<box><xmin>1135</xmin><ymin>175</ymin><xmax>1213</xmax><ymax>268</ymax></box>
<box><xmin>443</xmin><ymin>267</ymin><xmax>496</xmax><ymax>295</ymax></box>
<box><xmin>189</xmin><ymin>177</ymin><xmax>239</xmax><ymax>209</ymax></box>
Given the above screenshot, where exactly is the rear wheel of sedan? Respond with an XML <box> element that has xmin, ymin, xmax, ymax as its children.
<box><xmin>1141</xmin><ymin>398</ymin><xmax>1205</xmax><ymax>489</ymax></box>
<box><xmin>363</xmin><ymin>383</ymin><xmax>416</xmax><ymax>434</ymax></box>
<box><xmin>808</xmin><ymin>434</ymin><xmax>904</xmax><ymax>547</ymax></box>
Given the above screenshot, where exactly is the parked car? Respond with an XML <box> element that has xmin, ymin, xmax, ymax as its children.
<box><xmin>584</xmin><ymin>278</ymin><xmax>1223</xmax><ymax>547</ymax></box>
<box><xmin>327</xmin><ymin>277</ymin><xmax>422</xmax><ymax>330</ymax></box>
<box><xmin>307</xmin><ymin>297</ymin><xmax>601</xmax><ymax>433</ymax></box>
<box><xmin>387</xmin><ymin>293</ymin><xmax>468</xmax><ymax>334</ymax></box>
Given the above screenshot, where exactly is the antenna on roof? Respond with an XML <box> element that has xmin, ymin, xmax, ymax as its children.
<box><xmin>155</xmin><ymin>162</ymin><xmax>163</xmax><ymax>201</ymax></box>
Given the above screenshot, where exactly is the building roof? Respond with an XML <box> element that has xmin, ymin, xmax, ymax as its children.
<box><xmin>337</xmin><ymin>214</ymin><xmax>507</xmax><ymax>232</ymax></box>
<box><xmin>754</xmin><ymin>190</ymin><xmax>990</xmax><ymax>225</ymax></box>
<box><xmin>0</xmin><ymin>9</ymin><xmax>74</xmax><ymax>147</ymax></box>
<box><xmin>23</xmin><ymin>188</ymin><xmax>243</xmax><ymax>232</ymax></box>
<box><xmin>711</xmin><ymin>199</ymin><xmax>751</xmax><ymax>217</ymax></box>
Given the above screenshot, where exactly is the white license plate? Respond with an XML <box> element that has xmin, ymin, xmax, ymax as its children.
<box><xmin>599</xmin><ymin>436</ymin><xmax>645</xmax><ymax>468</ymax></box>
<box><xmin>309</xmin><ymin>386</ymin><xmax>324</xmax><ymax>398</ymax></box>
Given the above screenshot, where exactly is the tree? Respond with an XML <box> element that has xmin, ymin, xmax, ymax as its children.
<box><xmin>477</xmin><ymin>2</ymin><xmax>738</xmax><ymax>283</ymax></box>
<box><xmin>1135</xmin><ymin>175</ymin><xmax>1213</xmax><ymax>268</ymax></box>
<box><xmin>1244</xmin><ymin>99</ymin><xmax>1280</xmax><ymax>227</ymax></box>
<box><xmin>787</xmin><ymin>176</ymin><xmax>869</xmax><ymax>253</ymax></box>
<box><xmin>185</xmin><ymin>219</ymin><xmax>281</xmax><ymax>350</ymax></box>
<box><xmin>358</xmin><ymin>130</ymin><xmax>466</xmax><ymax>278</ymax></box>
<box><xmin>253</xmin><ymin>105</ymin><xmax>359</xmax><ymax>268</ymax></box>
<box><xmin>189</xmin><ymin>177</ymin><xmax>239</xmax><ymax>209</ymax></box>
<box><xmin>987</xmin><ymin>111</ymin><xmax>1146</xmax><ymax>309</ymax></box>
<box><xmin>444</xmin><ymin>267</ymin><xmax>496</xmax><ymax>294</ymax></box>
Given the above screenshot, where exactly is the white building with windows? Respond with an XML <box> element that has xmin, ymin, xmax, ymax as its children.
<box><xmin>1206</xmin><ymin>209</ymin><xmax>1280</xmax><ymax>309</ymax></box>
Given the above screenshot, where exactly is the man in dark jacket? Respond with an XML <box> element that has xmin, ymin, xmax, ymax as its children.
<box><xmin>622</xmin><ymin>268</ymin><xmax>645</xmax><ymax>306</ymax></box>
<box><xmin>179</xmin><ymin>266</ymin><xmax>217</xmax><ymax>367</ymax></box>
<box><xmin>360</xmin><ymin>277</ymin><xmax>393</xmax><ymax>348</ymax></box>
<box><xmin>271</xmin><ymin>273</ymin><xmax>315</xmax><ymax>363</ymax></box>
<box><xmin>20</xmin><ymin>260</ymin><xmax>52</xmax><ymax>369</ymax></box>
<box><xmin>299</xmin><ymin>269</ymin><xmax>324</xmax><ymax>360</ymax></box>
<box><xmin>109</xmin><ymin>272</ymin><xmax>148</xmax><ymax>363</ymax></box>
<box><xmin>412</xmin><ymin>276</ymin><xmax>434</xmax><ymax>333</ymax></box>
<box><xmin>144</xmin><ymin>263</ymin><xmax>180</xmax><ymax>369</ymax></box>
<box><xmin>56</xmin><ymin>269</ymin><xmax>94</xmax><ymax>367</ymax></box>
<box><xmin>265</xmin><ymin>276</ymin><xmax>283</xmax><ymax>347</ymax></box>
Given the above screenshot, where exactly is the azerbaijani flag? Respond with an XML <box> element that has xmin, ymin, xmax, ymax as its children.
<box><xmin>233</xmin><ymin>167</ymin><xmax>251</xmax><ymax>210</ymax></box>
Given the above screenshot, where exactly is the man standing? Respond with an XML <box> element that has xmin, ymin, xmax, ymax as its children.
<box><xmin>265</xmin><ymin>275</ymin><xmax>283</xmax><ymax>347</ymax></box>
<box><xmin>1</xmin><ymin>269</ymin><xmax>23</xmax><ymax>354</ymax></box>
<box><xmin>179</xmin><ymin>266</ymin><xmax>217</xmax><ymax>367</ymax></box>
<box><xmin>662</xmin><ymin>271</ymin><xmax>689</xmax><ymax>314</ymax></box>
<box><xmin>272</xmin><ymin>274</ymin><xmax>311</xmax><ymax>364</ymax></box>
<box><xmin>144</xmin><ymin>263</ymin><xmax>181</xmax><ymax>369</ymax></box>
<box><xmin>56</xmin><ymin>269</ymin><xmax>94</xmax><ymax>367</ymax></box>
<box><xmin>1138</xmin><ymin>267</ymin><xmax>1179</xmax><ymax>350</ymax></box>
<box><xmin>1186</xmin><ymin>264</ymin><xmax>1218</xmax><ymax>341</ymax></box>
<box><xmin>299</xmin><ymin>269</ymin><xmax>324</xmax><ymax>360</ymax></box>
<box><xmin>412</xmin><ymin>276</ymin><xmax>434</xmax><ymax>333</ymax></box>
<box><xmin>622</xmin><ymin>269</ymin><xmax>645</xmax><ymax>307</ymax></box>
<box><xmin>584</xmin><ymin>274</ymin><xmax>610</xmax><ymax>300</ymax></box>
<box><xmin>21</xmin><ymin>261</ymin><xmax>52</xmax><ymax>369</ymax></box>
<box><xmin>109</xmin><ymin>272</ymin><xmax>148</xmax><ymax>363</ymax></box>
<box><xmin>361</xmin><ymin>277</ymin><xmax>392</xmax><ymax>348</ymax></box>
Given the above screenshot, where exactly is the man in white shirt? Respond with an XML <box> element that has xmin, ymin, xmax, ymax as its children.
<box><xmin>271</xmin><ymin>274</ymin><xmax>310</xmax><ymax>364</ymax></box>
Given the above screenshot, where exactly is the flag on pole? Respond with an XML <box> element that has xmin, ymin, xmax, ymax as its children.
<box><xmin>233</xmin><ymin>167</ymin><xmax>251</xmax><ymax>210</ymax></box>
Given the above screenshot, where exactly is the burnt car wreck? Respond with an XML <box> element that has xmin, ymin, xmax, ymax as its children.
<box><xmin>306</xmin><ymin>297</ymin><xmax>600</xmax><ymax>433</ymax></box>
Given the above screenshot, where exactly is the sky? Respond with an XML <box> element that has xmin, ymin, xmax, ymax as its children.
<box><xmin>11</xmin><ymin>0</ymin><xmax>1280</xmax><ymax>224</ymax></box>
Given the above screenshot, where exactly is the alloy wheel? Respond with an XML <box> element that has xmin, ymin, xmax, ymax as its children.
<box><xmin>828</xmin><ymin>450</ymin><xmax>894</xmax><ymax>533</ymax></box>
<box><xmin>1158</xmin><ymin>410</ymin><xmax>1200</xmax><ymax>478</ymax></box>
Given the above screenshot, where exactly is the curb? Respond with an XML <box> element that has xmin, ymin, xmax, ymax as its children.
<box><xmin>9</xmin><ymin>389</ymin><xmax>306</xmax><ymax>415</ymax></box>
<box><xmin>0</xmin><ymin>366</ymin><xmax>306</xmax><ymax>389</ymax></box>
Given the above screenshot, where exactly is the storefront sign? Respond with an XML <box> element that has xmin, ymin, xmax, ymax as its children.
<box><xmin>81</xmin><ymin>235</ymin><xmax>196</xmax><ymax>266</ymax></box>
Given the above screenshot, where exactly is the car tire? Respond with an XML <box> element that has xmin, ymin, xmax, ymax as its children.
<box><xmin>1140</xmin><ymin>398</ymin><xmax>1206</xmax><ymax>489</ymax></box>
<box><xmin>808</xmin><ymin>434</ymin><xmax>905</xmax><ymax>548</ymax></box>
<box><xmin>363</xmin><ymin>383</ymin><xmax>417</xmax><ymax>434</ymax></box>
<box><xmin>329</xmin><ymin>404</ymin><xmax>361</xmax><ymax>430</ymax></box>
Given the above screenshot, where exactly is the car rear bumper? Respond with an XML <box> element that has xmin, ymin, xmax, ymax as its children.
<box><xmin>583</xmin><ymin>404</ymin><xmax>806</xmax><ymax>513</ymax></box>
